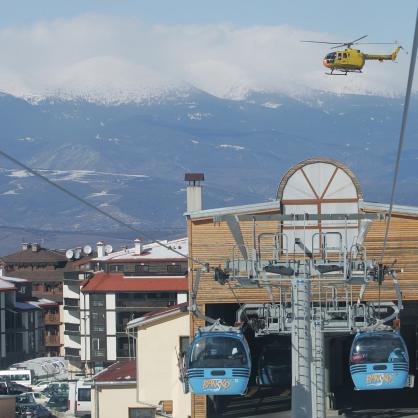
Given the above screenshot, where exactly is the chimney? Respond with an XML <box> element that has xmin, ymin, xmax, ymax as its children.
<box><xmin>97</xmin><ymin>241</ymin><xmax>105</xmax><ymax>258</ymax></box>
<box><xmin>21</xmin><ymin>243</ymin><xmax>30</xmax><ymax>251</ymax></box>
<box><xmin>31</xmin><ymin>243</ymin><xmax>40</xmax><ymax>252</ymax></box>
<box><xmin>134</xmin><ymin>239</ymin><xmax>143</xmax><ymax>255</ymax></box>
<box><xmin>185</xmin><ymin>173</ymin><xmax>204</xmax><ymax>212</ymax></box>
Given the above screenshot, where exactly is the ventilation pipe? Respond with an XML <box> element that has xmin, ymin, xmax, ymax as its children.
<box><xmin>185</xmin><ymin>173</ymin><xmax>204</xmax><ymax>212</ymax></box>
<box><xmin>96</xmin><ymin>242</ymin><xmax>105</xmax><ymax>258</ymax></box>
<box><xmin>134</xmin><ymin>239</ymin><xmax>143</xmax><ymax>255</ymax></box>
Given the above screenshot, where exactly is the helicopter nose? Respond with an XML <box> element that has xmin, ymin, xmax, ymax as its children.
<box><xmin>323</xmin><ymin>59</ymin><xmax>331</xmax><ymax>68</ymax></box>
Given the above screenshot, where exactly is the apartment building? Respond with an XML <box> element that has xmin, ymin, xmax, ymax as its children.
<box><xmin>0</xmin><ymin>275</ymin><xmax>48</xmax><ymax>367</ymax></box>
<box><xmin>1</xmin><ymin>243</ymin><xmax>93</xmax><ymax>357</ymax></box>
<box><xmin>63</xmin><ymin>238</ymin><xmax>188</xmax><ymax>374</ymax></box>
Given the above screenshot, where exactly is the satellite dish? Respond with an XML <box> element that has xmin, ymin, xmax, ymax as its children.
<box><xmin>83</xmin><ymin>245</ymin><xmax>92</xmax><ymax>255</ymax></box>
<box><xmin>74</xmin><ymin>248</ymin><xmax>82</xmax><ymax>259</ymax></box>
<box><xmin>65</xmin><ymin>249</ymin><xmax>74</xmax><ymax>259</ymax></box>
<box><xmin>104</xmin><ymin>244</ymin><xmax>113</xmax><ymax>254</ymax></box>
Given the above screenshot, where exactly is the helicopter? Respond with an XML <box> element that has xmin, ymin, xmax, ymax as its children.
<box><xmin>301</xmin><ymin>35</ymin><xmax>403</xmax><ymax>75</ymax></box>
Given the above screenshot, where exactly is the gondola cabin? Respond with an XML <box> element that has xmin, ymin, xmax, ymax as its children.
<box><xmin>256</xmin><ymin>339</ymin><xmax>291</xmax><ymax>387</ymax></box>
<box><xmin>186</xmin><ymin>325</ymin><xmax>251</xmax><ymax>395</ymax></box>
<box><xmin>349</xmin><ymin>331</ymin><xmax>409</xmax><ymax>390</ymax></box>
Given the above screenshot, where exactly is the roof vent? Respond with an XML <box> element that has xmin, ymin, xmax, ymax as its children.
<box><xmin>31</xmin><ymin>243</ymin><xmax>40</xmax><ymax>252</ymax></box>
<box><xmin>134</xmin><ymin>239</ymin><xmax>143</xmax><ymax>255</ymax></box>
<box><xmin>97</xmin><ymin>242</ymin><xmax>105</xmax><ymax>258</ymax></box>
<box><xmin>21</xmin><ymin>243</ymin><xmax>30</xmax><ymax>251</ymax></box>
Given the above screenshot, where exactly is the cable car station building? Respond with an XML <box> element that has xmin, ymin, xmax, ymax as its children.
<box><xmin>185</xmin><ymin>158</ymin><xmax>418</xmax><ymax>417</ymax></box>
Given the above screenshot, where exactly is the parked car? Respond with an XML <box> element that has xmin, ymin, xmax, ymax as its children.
<box><xmin>46</xmin><ymin>394</ymin><xmax>68</xmax><ymax>412</ymax></box>
<box><xmin>42</xmin><ymin>382</ymin><xmax>68</xmax><ymax>397</ymax></box>
<box><xmin>16</xmin><ymin>392</ymin><xmax>37</xmax><ymax>405</ymax></box>
<box><xmin>16</xmin><ymin>403</ymin><xmax>53</xmax><ymax>418</ymax></box>
<box><xmin>68</xmin><ymin>380</ymin><xmax>91</xmax><ymax>417</ymax></box>
<box><xmin>0</xmin><ymin>379</ymin><xmax>30</xmax><ymax>395</ymax></box>
<box><xmin>31</xmin><ymin>381</ymin><xmax>51</xmax><ymax>393</ymax></box>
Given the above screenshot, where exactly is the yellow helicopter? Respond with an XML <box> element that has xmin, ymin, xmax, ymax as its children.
<box><xmin>301</xmin><ymin>35</ymin><xmax>403</xmax><ymax>75</ymax></box>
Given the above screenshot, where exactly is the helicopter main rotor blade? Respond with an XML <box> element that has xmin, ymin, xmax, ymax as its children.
<box><xmin>351</xmin><ymin>35</ymin><xmax>368</xmax><ymax>44</ymax></box>
<box><xmin>300</xmin><ymin>40</ymin><xmax>344</xmax><ymax>44</ymax></box>
<box><xmin>331</xmin><ymin>44</ymin><xmax>348</xmax><ymax>49</ymax></box>
<box><xmin>355</xmin><ymin>42</ymin><xmax>398</xmax><ymax>45</ymax></box>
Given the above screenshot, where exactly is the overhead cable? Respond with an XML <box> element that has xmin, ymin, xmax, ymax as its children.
<box><xmin>0</xmin><ymin>148</ymin><xmax>205</xmax><ymax>266</ymax></box>
<box><xmin>381</xmin><ymin>6</ymin><xmax>418</xmax><ymax>262</ymax></box>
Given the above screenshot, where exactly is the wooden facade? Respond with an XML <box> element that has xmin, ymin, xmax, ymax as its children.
<box><xmin>186</xmin><ymin>158</ymin><xmax>418</xmax><ymax>418</ymax></box>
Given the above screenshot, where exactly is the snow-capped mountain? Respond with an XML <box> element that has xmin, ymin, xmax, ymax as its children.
<box><xmin>0</xmin><ymin>89</ymin><xmax>416</xmax><ymax>254</ymax></box>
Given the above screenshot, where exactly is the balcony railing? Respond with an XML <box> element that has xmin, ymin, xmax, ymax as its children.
<box><xmin>64</xmin><ymin>298</ymin><xmax>80</xmax><ymax>310</ymax></box>
<box><xmin>116</xmin><ymin>299</ymin><xmax>177</xmax><ymax>309</ymax></box>
<box><xmin>91</xmin><ymin>349</ymin><xmax>106</xmax><ymax>358</ymax></box>
<box><xmin>45</xmin><ymin>335</ymin><xmax>60</xmax><ymax>346</ymax></box>
<box><xmin>64</xmin><ymin>323</ymin><xmax>80</xmax><ymax>336</ymax></box>
<box><xmin>44</xmin><ymin>313</ymin><xmax>60</xmax><ymax>325</ymax></box>
<box><xmin>65</xmin><ymin>347</ymin><xmax>80</xmax><ymax>358</ymax></box>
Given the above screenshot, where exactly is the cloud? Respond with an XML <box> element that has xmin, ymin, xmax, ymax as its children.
<box><xmin>0</xmin><ymin>15</ymin><xmax>410</xmax><ymax>101</ymax></box>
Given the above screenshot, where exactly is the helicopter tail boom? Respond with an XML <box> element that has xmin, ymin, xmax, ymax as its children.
<box><xmin>364</xmin><ymin>46</ymin><xmax>402</xmax><ymax>61</ymax></box>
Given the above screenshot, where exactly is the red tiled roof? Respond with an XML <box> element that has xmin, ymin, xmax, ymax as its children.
<box><xmin>94</xmin><ymin>360</ymin><xmax>136</xmax><ymax>383</ymax></box>
<box><xmin>81</xmin><ymin>272</ymin><xmax>188</xmax><ymax>292</ymax></box>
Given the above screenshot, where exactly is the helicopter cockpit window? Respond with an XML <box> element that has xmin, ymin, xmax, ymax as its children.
<box><xmin>337</xmin><ymin>53</ymin><xmax>342</xmax><ymax>60</ymax></box>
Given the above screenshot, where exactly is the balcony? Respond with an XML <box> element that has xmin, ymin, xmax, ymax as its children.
<box><xmin>44</xmin><ymin>313</ymin><xmax>60</xmax><ymax>325</ymax></box>
<box><xmin>45</xmin><ymin>335</ymin><xmax>61</xmax><ymax>346</ymax></box>
<box><xmin>116</xmin><ymin>299</ymin><xmax>177</xmax><ymax>309</ymax></box>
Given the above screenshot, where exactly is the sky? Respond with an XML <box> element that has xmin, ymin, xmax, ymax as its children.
<box><xmin>0</xmin><ymin>1</ymin><xmax>416</xmax><ymax>100</ymax></box>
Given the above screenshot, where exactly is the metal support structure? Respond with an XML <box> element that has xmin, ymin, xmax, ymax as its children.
<box><xmin>291</xmin><ymin>277</ymin><xmax>313</xmax><ymax>418</ymax></box>
<box><xmin>311</xmin><ymin>320</ymin><xmax>326</xmax><ymax>418</ymax></box>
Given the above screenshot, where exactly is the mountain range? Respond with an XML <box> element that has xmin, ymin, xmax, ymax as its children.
<box><xmin>0</xmin><ymin>89</ymin><xmax>417</xmax><ymax>255</ymax></box>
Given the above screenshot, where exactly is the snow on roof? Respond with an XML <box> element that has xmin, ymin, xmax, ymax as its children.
<box><xmin>0</xmin><ymin>274</ymin><xmax>28</xmax><ymax>283</ymax></box>
<box><xmin>14</xmin><ymin>301</ymin><xmax>39</xmax><ymax>311</ymax></box>
<box><xmin>94</xmin><ymin>237</ymin><xmax>188</xmax><ymax>262</ymax></box>
<box><xmin>0</xmin><ymin>278</ymin><xmax>16</xmax><ymax>291</ymax></box>
<box><xmin>28</xmin><ymin>298</ymin><xmax>58</xmax><ymax>308</ymax></box>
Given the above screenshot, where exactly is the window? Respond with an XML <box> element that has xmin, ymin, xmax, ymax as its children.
<box><xmin>78</xmin><ymin>388</ymin><xmax>91</xmax><ymax>402</ymax></box>
<box><xmin>110</xmin><ymin>264</ymin><xmax>124</xmax><ymax>272</ymax></box>
<box><xmin>135</xmin><ymin>264</ymin><xmax>149</xmax><ymax>273</ymax></box>
<box><xmin>167</xmin><ymin>264</ymin><xmax>181</xmax><ymax>274</ymax></box>
<box><xmin>92</xmin><ymin>338</ymin><xmax>101</xmax><ymax>351</ymax></box>
<box><xmin>90</xmin><ymin>294</ymin><xmax>105</xmax><ymax>308</ymax></box>
<box><xmin>343</xmin><ymin>53</ymin><xmax>347</xmax><ymax>59</ymax></box>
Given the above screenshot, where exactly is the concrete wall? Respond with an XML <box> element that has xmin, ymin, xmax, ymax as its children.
<box><xmin>92</xmin><ymin>384</ymin><xmax>136</xmax><ymax>418</ymax></box>
<box><xmin>137</xmin><ymin>313</ymin><xmax>191</xmax><ymax>418</ymax></box>
<box><xmin>0</xmin><ymin>395</ymin><xmax>16</xmax><ymax>418</ymax></box>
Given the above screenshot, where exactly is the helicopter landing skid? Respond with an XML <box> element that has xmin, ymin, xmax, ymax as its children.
<box><xmin>325</xmin><ymin>72</ymin><xmax>348</xmax><ymax>76</ymax></box>
<box><xmin>326</xmin><ymin>69</ymin><xmax>362</xmax><ymax>76</ymax></box>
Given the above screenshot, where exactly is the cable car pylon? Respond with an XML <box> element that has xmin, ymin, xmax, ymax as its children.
<box><xmin>214</xmin><ymin>211</ymin><xmax>413</xmax><ymax>418</ymax></box>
